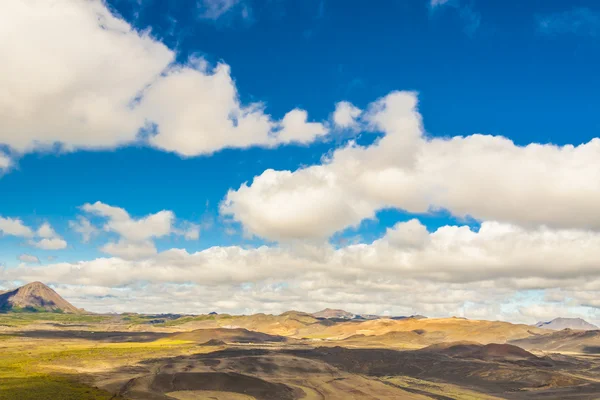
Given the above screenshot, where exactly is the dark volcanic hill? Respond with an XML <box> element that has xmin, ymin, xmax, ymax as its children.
<box><xmin>0</xmin><ymin>281</ymin><xmax>81</xmax><ymax>313</ymax></box>
<box><xmin>535</xmin><ymin>317</ymin><xmax>598</xmax><ymax>331</ymax></box>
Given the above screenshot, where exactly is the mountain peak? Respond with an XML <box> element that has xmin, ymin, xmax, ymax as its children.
<box><xmin>0</xmin><ymin>281</ymin><xmax>82</xmax><ymax>314</ymax></box>
<box><xmin>535</xmin><ymin>317</ymin><xmax>598</xmax><ymax>331</ymax></box>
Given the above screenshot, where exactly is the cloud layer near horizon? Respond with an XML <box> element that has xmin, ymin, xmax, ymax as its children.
<box><xmin>3</xmin><ymin>217</ymin><xmax>600</xmax><ymax>323</ymax></box>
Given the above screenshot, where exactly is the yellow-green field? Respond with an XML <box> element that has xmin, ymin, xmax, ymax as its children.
<box><xmin>0</xmin><ymin>333</ymin><xmax>196</xmax><ymax>399</ymax></box>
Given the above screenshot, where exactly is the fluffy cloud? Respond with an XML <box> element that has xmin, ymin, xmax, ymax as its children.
<box><xmin>332</xmin><ymin>101</ymin><xmax>362</xmax><ymax>130</ymax></box>
<box><xmin>18</xmin><ymin>254</ymin><xmax>40</xmax><ymax>264</ymax></box>
<box><xmin>0</xmin><ymin>0</ymin><xmax>325</xmax><ymax>161</ymax></box>
<box><xmin>0</xmin><ymin>0</ymin><xmax>171</xmax><ymax>152</ymax></box>
<box><xmin>30</xmin><ymin>222</ymin><xmax>67</xmax><ymax>250</ymax></box>
<box><xmin>31</xmin><ymin>238</ymin><xmax>68</xmax><ymax>250</ymax></box>
<box><xmin>78</xmin><ymin>202</ymin><xmax>201</xmax><ymax>259</ymax></box>
<box><xmin>0</xmin><ymin>218</ymin><xmax>67</xmax><ymax>249</ymax></box>
<box><xmin>100</xmin><ymin>240</ymin><xmax>157</xmax><ymax>260</ymax></box>
<box><xmin>6</xmin><ymin>220</ymin><xmax>600</xmax><ymax>323</ymax></box>
<box><xmin>224</xmin><ymin>91</ymin><xmax>600</xmax><ymax>241</ymax></box>
<box><xmin>0</xmin><ymin>217</ymin><xmax>34</xmax><ymax>237</ymax></box>
<box><xmin>277</xmin><ymin>109</ymin><xmax>328</xmax><ymax>144</ymax></box>
<box><xmin>82</xmin><ymin>202</ymin><xmax>174</xmax><ymax>242</ymax></box>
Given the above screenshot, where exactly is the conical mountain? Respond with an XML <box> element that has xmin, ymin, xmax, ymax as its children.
<box><xmin>0</xmin><ymin>281</ymin><xmax>81</xmax><ymax>313</ymax></box>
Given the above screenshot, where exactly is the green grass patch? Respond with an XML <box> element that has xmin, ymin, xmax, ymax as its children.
<box><xmin>0</xmin><ymin>337</ymin><xmax>193</xmax><ymax>399</ymax></box>
<box><xmin>0</xmin><ymin>313</ymin><xmax>110</xmax><ymax>327</ymax></box>
<box><xmin>0</xmin><ymin>376</ymin><xmax>118</xmax><ymax>400</ymax></box>
<box><xmin>155</xmin><ymin>314</ymin><xmax>233</xmax><ymax>327</ymax></box>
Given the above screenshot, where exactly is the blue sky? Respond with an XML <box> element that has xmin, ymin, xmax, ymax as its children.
<box><xmin>1</xmin><ymin>0</ymin><xmax>600</xmax><ymax>322</ymax></box>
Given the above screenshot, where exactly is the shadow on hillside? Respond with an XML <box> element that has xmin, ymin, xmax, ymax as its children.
<box><xmin>582</xmin><ymin>346</ymin><xmax>600</xmax><ymax>354</ymax></box>
<box><xmin>0</xmin><ymin>330</ymin><xmax>170</xmax><ymax>343</ymax></box>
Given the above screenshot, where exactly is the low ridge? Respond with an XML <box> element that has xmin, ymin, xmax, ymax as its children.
<box><xmin>0</xmin><ymin>281</ymin><xmax>82</xmax><ymax>314</ymax></box>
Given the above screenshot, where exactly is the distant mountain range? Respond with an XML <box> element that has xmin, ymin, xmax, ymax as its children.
<box><xmin>311</xmin><ymin>308</ymin><xmax>427</xmax><ymax>321</ymax></box>
<box><xmin>535</xmin><ymin>317</ymin><xmax>598</xmax><ymax>331</ymax></box>
<box><xmin>312</xmin><ymin>308</ymin><xmax>355</xmax><ymax>319</ymax></box>
<box><xmin>0</xmin><ymin>281</ymin><xmax>81</xmax><ymax>313</ymax></box>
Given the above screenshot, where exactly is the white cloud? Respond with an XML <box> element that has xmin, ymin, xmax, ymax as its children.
<box><xmin>224</xmin><ymin>91</ymin><xmax>600</xmax><ymax>242</ymax></box>
<box><xmin>29</xmin><ymin>222</ymin><xmax>68</xmax><ymax>250</ymax></box>
<box><xmin>332</xmin><ymin>101</ymin><xmax>362</xmax><ymax>130</ymax></box>
<box><xmin>0</xmin><ymin>217</ymin><xmax>34</xmax><ymax>237</ymax></box>
<box><xmin>384</xmin><ymin>218</ymin><xmax>430</xmax><ymax>248</ymax></box>
<box><xmin>69</xmin><ymin>216</ymin><xmax>98</xmax><ymax>243</ymax></box>
<box><xmin>18</xmin><ymin>254</ymin><xmax>40</xmax><ymax>264</ymax></box>
<box><xmin>276</xmin><ymin>109</ymin><xmax>329</xmax><ymax>144</ymax></box>
<box><xmin>82</xmin><ymin>202</ymin><xmax>174</xmax><ymax>242</ymax></box>
<box><xmin>0</xmin><ymin>0</ymin><xmax>171</xmax><ymax>152</ymax></box>
<box><xmin>79</xmin><ymin>201</ymin><xmax>202</xmax><ymax>259</ymax></box>
<box><xmin>31</xmin><ymin>238</ymin><xmax>68</xmax><ymax>250</ymax></box>
<box><xmin>36</xmin><ymin>222</ymin><xmax>58</xmax><ymax>239</ymax></box>
<box><xmin>100</xmin><ymin>239</ymin><xmax>157</xmax><ymax>260</ymax></box>
<box><xmin>142</xmin><ymin>62</ymin><xmax>275</xmax><ymax>156</ymax></box>
<box><xmin>0</xmin><ymin>217</ymin><xmax>67</xmax><ymax>249</ymax></box>
<box><xmin>0</xmin><ymin>0</ymin><xmax>326</xmax><ymax>161</ymax></box>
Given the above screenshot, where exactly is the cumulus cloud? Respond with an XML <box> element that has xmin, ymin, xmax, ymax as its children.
<box><xmin>82</xmin><ymin>202</ymin><xmax>174</xmax><ymax>242</ymax></box>
<box><xmin>277</xmin><ymin>109</ymin><xmax>329</xmax><ymax>144</ymax></box>
<box><xmin>31</xmin><ymin>238</ymin><xmax>68</xmax><ymax>250</ymax></box>
<box><xmin>36</xmin><ymin>222</ymin><xmax>58</xmax><ymax>239</ymax></box>
<box><xmin>0</xmin><ymin>217</ymin><xmax>67</xmax><ymax>250</ymax></box>
<box><xmin>29</xmin><ymin>222</ymin><xmax>68</xmax><ymax>250</ymax></box>
<box><xmin>0</xmin><ymin>0</ymin><xmax>171</xmax><ymax>152</ymax></box>
<box><xmin>0</xmin><ymin>217</ymin><xmax>34</xmax><ymax>237</ymax></box>
<box><xmin>332</xmin><ymin>101</ymin><xmax>362</xmax><ymax>130</ymax></box>
<box><xmin>6</xmin><ymin>220</ymin><xmax>600</xmax><ymax>322</ymax></box>
<box><xmin>18</xmin><ymin>254</ymin><xmax>40</xmax><ymax>264</ymax></box>
<box><xmin>100</xmin><ymin>240</ymin><xmax>157</xmax><ymax>260</ymax></box>
<box><xmin>223</xmin><ymin>91</ymin><xmax>600</xmax><ymax>242</ymax></box>
<box><xmin>79</xmin><ymin>201</ymin><xmax>202</xmax><ymax>259</ymax></box>
<box><xmin>0</xmin><ymin>0</ymin><xmax>325</xmax><ymax>161</ymax></box>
